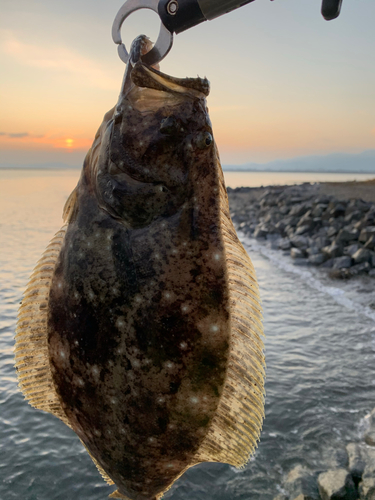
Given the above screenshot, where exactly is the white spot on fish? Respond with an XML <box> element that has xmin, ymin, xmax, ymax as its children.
<box><xmin>210</xmin><ymin>325</ymin><xmax>219</xmax><ymax>333</ymax></box>
<box><xmin>57</xmin><ymin>282</ymin><xmax>62</xmax><ymax>289</ymax></box>
<box><xmin>154</xmin><ymin>253</ymin><xmax>160</xmax><ymax>259</ymax></box>
<box><xmin>74</xmin><ymin>340</ymin><xmax>79</xmax><ymax>346</ymax></box>
<box><xmin>157</xmin><ymin>396</ymin><xmax>165</xmax><ymax>404</ymax></box>
<box><xmin>120</xmin><ymin>427</ymin><xmax>126</xmax><ymax>434</ymax></box>
<box><xmin>172</xmin><ymin>248</ymin><xmax>178</xmax><ymax>255</ymax></box>
<box><xmin>181</xmin><ymin>304</ymin><xmax>189</xmax><ymax>313</ymax></box>
<box><xmin>190</xmin><ymin>396</ymin><xmax>199</xmax><ymax>404</ymax></box>
<box><xmin>180</xmin><ymin>342</ymin><xmax>187</xmax><ymax>350</ymax></box>
<box><xmin>148</xmin><ymin>437</ymin><xmax>156</xmax><ymax>443</ymax></box>
<box><xmin>139</xmin><ymin>141</ymin><xmax>144</xmax><ymax>146</ymax></box>
<box><xmin>165</xmin><ymin>463</ymin><xmax>175</xmax><ymax>469</ymax></box>
<box><xmin>164</xmin><ymin>292</ymin><xmax>171</xmax><ymax>300</ymax></box>
<box><xmin>116</xmin><ymin>318</ymin><xmax>125</xmax><ymax>329</ymax></box>
<box><xmin>134</xmin><ymin>295</ymin><xmax>142</xmax><ymax>303</ymax></box>
<box><xmin>92</xmin><ymin>366</ymin><xmax>99</xmax><ymax>378</ymax></box>
<box><xmin>128</xmin><ymin>105</ymin><xmax>133</xmax><ymax>110</ymax></box>
<box><xmin>77</xmin><ymin>378</ymin><xmax>84</xmax><ymax>387</ymax></box>
<box><xmin>94</xmin><ymin>429</ymin><xmax>101</xmax><ymax>437</ymax></box>
<box><xmin>88</xmin><ymin>291</ymin><xmax>95</xmax><ymax>300</ymax></box>
<box><xmin>74</xmin><ymin>292</ymin><xmax>80</xmax><ymax>299</ymax></box>
<box><xmin>110</xmin><ymin>398</ymin><xmax>117</xmax><ymax>405</ymax></box>
<box><xmin>213</xmin><ymin>253</ymin><xmax>221</xmax><ymax>261</ymax></box>
<box><xmin>132</xmin><ymin>359</ymin><xmax>141</xmax><ymax>368</ymax></box>
<box><xmin>59</xmin><ymin>350</ymin><xmax>66</xmax><ymax>359</ymax></box>
<box><xmin>165</xmin><ymin>361</ymin><xmax>174</xmax><ymax>369</ymax></box>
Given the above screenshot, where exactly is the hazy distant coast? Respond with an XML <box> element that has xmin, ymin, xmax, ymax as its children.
<box><xmin>1</xmin><ymin>149</ymin><xmax>374</xmax><ymax>174</ymax></box>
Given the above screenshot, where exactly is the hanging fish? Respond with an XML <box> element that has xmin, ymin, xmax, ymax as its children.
<box><xmin>15</xmin><ymin>35</ymin><xmax>265</xmax><ymax>500</ymax></box>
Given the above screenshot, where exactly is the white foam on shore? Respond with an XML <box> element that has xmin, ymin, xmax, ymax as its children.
<box><xmin>239</xmin><ymin>231</ymin><xmax>375</xmax><ymax>324</ymax></box>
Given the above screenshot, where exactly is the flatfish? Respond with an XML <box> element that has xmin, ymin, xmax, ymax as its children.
<box><xmin>15</xmin><ymin>36</ymin><xmax>265</xmax><ymax>500</ymax></box>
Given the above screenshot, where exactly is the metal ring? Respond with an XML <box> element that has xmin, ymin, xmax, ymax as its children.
<box><xmin>112</xmin><ymin>0</ymin><xmax>174</xmax><ymax>66</ymax></box>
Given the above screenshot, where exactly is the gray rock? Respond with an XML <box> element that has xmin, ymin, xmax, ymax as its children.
<box><xmin>330</xmin><ymin>449</ymin><xmax>349</xmax><ymax>469</ymax></box>
<box><xmin>307</xmin><ymin>246</ymin><xmax>320</xmax><ymax>256</ymax></box>
<box><xmin>347</xmin><ymin>442</ymin><xmax>366</xmax><ymax>480</ymax></box>
<box><xmin>330</xmin><ymin>203</ymin><xmax>346</xmax><ymax>218</ymax></box>
<box><xmin>285</xmin><ymin>465</ymin><xmax>320</xmax><ymax>500</ymax></box>
<box><xmin>254</xmin><ymin>226</ymin><xmax>268</xmax><ymax>239</ymax></box>
<box><xmin>359</xmin><ymin>478</ymin><xmax>375</xmax><ymax>500</ymax></box>
<box><xmin>350</xmin><ymin>262</ymin><xmax>371</xmax><ymax>275</ymax></box>
<box><xmin>364</xmin><ymin>235</ymin><xmax>375</xmax><ymax>250</ymax></box>
<box><xmin>291</xmin><ymin>247</ymin><xmax>305</xmax><ymax>259</ymax></box>
<box><xmin>327</xmin><ymin>226</ymin><xmax>340</xmax><ymax>238</ymax></box>
<box><xmin>322</xmin><ymin>242</ymin><xmax>344</xmax><ymax>259</ymax></box>
<box><xmin>359</xmin><ymin>447</ymin><xmax>375</xmax><ymax>499</ymax></box>
<box><xmin>290</xmin><ymin>235</ymin><xmax>309</xmax><ymax>249</ymax></box>
<box><xmin>359</xmin><ymin>227</ymin><xmax>375</xmax><ymax>243</ymax></box>
<box><xmin>369</xmin><ymin>269</ymin><xmax>375</xmax><ymax>277</ymax></box>
<box><xmin>309</xmin><ymin>253</ymin><xmax>326</xmax><ymax>265</ymax></box>
<box><xmin>345</xmin><ymin>210</ymin><xmax>364</xmax><ymax>223</ymax></box>
<box><xmin>320</xmin><ymin>258</ymin><xmax>335</xmax><ymax>268</ymax></box>
<box><xmin>318</xmin><ymin>469</ymin><xmax>356</xmax><ymax>500</ymax></box>
<box><xmin>355</xmin><ymin>219</ymin><xmax>370</xmax><ymax>231</ymax></box>
<box><xmin>312</xmin><ymin>204</ymin><xmax>327</xmax><ymax>217</ymax></box>
<box><xmin>279</xmin><ymin>238</ymin><xmax>292</xmax><ymax>251</ymax></box>
<box><xmin>290</xmin><ymin>204</ymin><xmax>310</xmax><ymax>217</ymax></box>
<box><xmin>314</xmin><ymin>236</ymin><xmax>331</xmax><ymax>250</ymax></box>
<box><xmin>335</xmin><ymin>228</ymin><xmax>359</xmax><ymax>244</ymax></box>
<box><xmin>353</xmin><ymin>248</ymin><xmax>373</xmax><ymax>264</ymax></box>
<box><xmin>333</xmin><ymin>256</ymin><xmax>352</xmax><ymax>269</ymax></box>
<box><xmin>295</xmin><ymin>225</ymin><xmax>312</xmax><ymax>236</ymax></box>
<box><xmin>365</xmin><ymin>431</ymin><xmax>375</xmax><ymax>447</ymax></box>
<box><xmin>344</xmin><ymin>243</ymin><xmax>362</xmax><ymax>257</ymax></box>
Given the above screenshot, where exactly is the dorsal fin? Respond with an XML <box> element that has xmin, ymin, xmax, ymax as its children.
<box><xmin>14</xmin><ymin>225</ymin><xmax>71</xmax><ymax>426</ymax></box>
<box><xmin>63</xmin><ymin>186</ymin><xmax>78</xmax><ymax>223</ymax></box>
<box><xmin>193</xmin><ymin>156</ymin><xmax>265</xmax><ymax>467</ymax></box>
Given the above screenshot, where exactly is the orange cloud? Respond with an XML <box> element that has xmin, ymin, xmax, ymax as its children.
<box><xmin>1</xmin><ymin>31</ymin><xmax>118</xmax><ymax>91</ymax></box>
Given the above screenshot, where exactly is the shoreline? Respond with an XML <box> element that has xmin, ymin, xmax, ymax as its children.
<box><xmin>227</xmin><ymin>179</ymin><xmax>375</xmax><ymax>281</ymax></box>
<box><xmin>227</xmin><ymin>178</ymin><xmax>375</xmax><ymax>499</ymax></box>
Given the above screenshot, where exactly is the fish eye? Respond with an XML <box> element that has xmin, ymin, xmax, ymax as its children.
<box><xmin>196</xmin><ymin>131</ymin><xmax>213</xmax><ymax>149</ymax></box>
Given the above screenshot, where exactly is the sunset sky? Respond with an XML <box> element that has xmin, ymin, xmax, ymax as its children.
<box><xmin>1</xmin><ymin>0</ymin><xmax>375</xmax><ymax>167</ymax></box>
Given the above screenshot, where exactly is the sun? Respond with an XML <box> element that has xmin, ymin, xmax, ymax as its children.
<box><xmin>65</xmin><ymin>138</ymin><xmax>74</xmax><ymax>148</ymax></box>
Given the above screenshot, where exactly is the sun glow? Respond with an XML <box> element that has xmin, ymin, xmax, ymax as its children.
<box><xmin>65</xmin><ymin>138</ymin><xmax>74</xmax><ymax>148</ymax></box>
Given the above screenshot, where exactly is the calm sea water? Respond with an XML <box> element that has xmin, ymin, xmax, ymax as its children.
<box><xmin>1</xmin><ymin>169</ymin><xmax>375</xmax><ymax>500</ymax></box>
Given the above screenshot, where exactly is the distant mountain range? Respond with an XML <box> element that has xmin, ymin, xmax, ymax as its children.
<box><xmin>223</xmin><ymin>150</ymin><xmax>375</xmax><ymax>173</ymax></box>
<box><xmin>1</xmin><ymin>150</ymin><xmax>374</xmax><ymax>173</ymax></box>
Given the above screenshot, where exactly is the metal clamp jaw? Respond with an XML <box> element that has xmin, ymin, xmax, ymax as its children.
<box><xmin>112</xmin><ymin>0</ymin><xmax>344</xmax><ymax>67</ymax></box>
<box><xmin>112</xmin><ymin>0</ymin><xmax>173</xmax><ymax>65</ymax></box>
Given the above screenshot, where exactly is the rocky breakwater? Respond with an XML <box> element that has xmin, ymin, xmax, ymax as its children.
<box><xmin>227</xmin><ymin>183</ymin><xmax>375</xmax><ymax>279</ymax></box>
<box><xmin>273</xmin><ymin>408</ymin><xmax>375</xmax><ymax>500</ymax></box>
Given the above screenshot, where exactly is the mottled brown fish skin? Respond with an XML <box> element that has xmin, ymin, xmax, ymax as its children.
<box><xmin>48</xmin><ymin>65</ymin><xmax>231</xmax><ymax>499</ymax></box>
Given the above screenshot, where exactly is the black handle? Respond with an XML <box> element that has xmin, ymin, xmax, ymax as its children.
<box><xmin>321</xmin><ymin>0</ymin><xmax>343</xmax><ymax>20</ymax></box>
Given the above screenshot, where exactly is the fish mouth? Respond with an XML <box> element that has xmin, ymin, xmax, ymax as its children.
<box><xmin>121</xmin><ymin>35</ymin><xmax>210</xmax><ymax>99</ymax></box>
